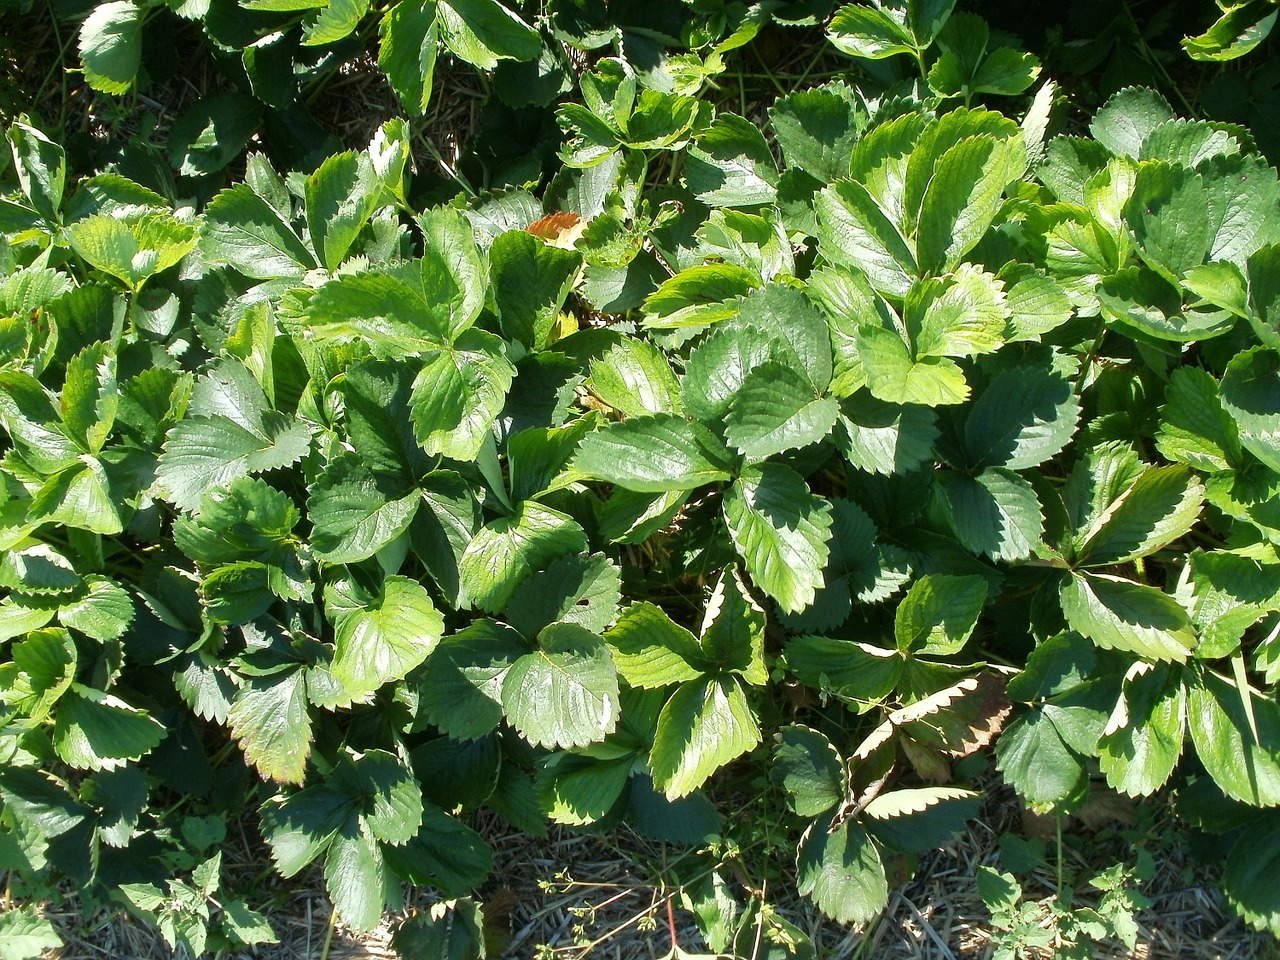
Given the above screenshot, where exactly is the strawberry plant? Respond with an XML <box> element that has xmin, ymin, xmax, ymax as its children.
<box><xmin>4</xmin><ymin>0</ymin><xmax>1280</xmax><ymax>955</ymax></box>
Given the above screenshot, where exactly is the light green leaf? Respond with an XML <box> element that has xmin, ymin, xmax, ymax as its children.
<box><xmin>505</xmin><ymin>552</ymin><xmax>621</xmax><ymax>638</ymax></box>
<box><xmin>684</xmin><ymin>113</ymin><xmax>779</xmax><ymax>207</ymax></box>
<box><xmin>309</xmin><ymin>464</ymin><xmax>419</xmax><ymax>565</ymax></box>
<box><xmin>910</xmin><ymin>264</ymin><xmax>1008</xmax><ymax>359</ymax></box>
<box><xmin>438</xmin><ymin>0</ymin><xmax>540</xmax><ymax>68</ymax></box>
<box><xmin>815</xmin><ymin>179</ymin><xmax>917</xmax><ymax>299</ymax></box>
<box><xmin>827</xmin><ymin>4</ymin><xmax>917</xmax><ymax>59</ymax></box>
<box><xmin>1090</xmin><ymin>86</ymin><xmax>1176</xmax><ymax>158</ymax></box>
<box><xmin>650</xmin><ymin>675</ymin><xmax>760</xmax><ymax>799</ymax></box>
<box><xmin>723</xmin><ymin>362</ymin><xmax>839</xmax><ymax>458</ymax></box>
<box><xmin>605</xmin><ymin>602</ymin><xmax>707</xmax><ymax>688</ymax></box>
<box><xmin>1060</xmin><ymin>572</ymin><xmax>1195</xmax><ymax>661</ymax></box>
<box><xmin>302</xmin><ymin>0</ymin><xmax>368</xmax><ymax>44</ymax></box>
<box><xmin>6</xmin><ymin>121</ymin><xmax>65</xmax><ymax>222</ymax></box>
<box><xmin>642</xmin><ymin>264</ymin><xmax>759</xmax><ymax>329</ymax></box>
<box><xmin>77</xmin><ymin>0</ymin><xmax>142</xmax><ymax>94</ymax></box>
<box><xmin>306</xmin><ymin>152</ymin><xmax>380</xmax><ymax>272</ymax></box>
<box><xmin>490</xmin><ymin>229</ymin><xmax>581</xmax><ymax>350</ymax></box>
<box><xmin>1183</xmin><ymin>0</ymin><xmax>1278</xmax><ymax>61</ymax></box>
<box><xmin>588</xmin><ymin>338</ymin><xmax>683</xmax><ymax>418</ymax></box>
<box><xmin>501</xmin><ymin>625</ymin><xmax>620</xmax><ymax>749</ymax></box>
<box><xmin>1220</xmin><ymin>347</ymin><xmax>1280</xmax><ymax>473</ymax></box>
<box><xmin>573</xmin><ymin>414</ymin><xmax>731</xmax><ymax>493</ymax></box>
<box><xmin>378</xmin><ymin>0</ymin><xmax>439</xmax><ymax>115</ymax></box>
<box><xmin>723</xmin><ymin>463</ymin><xmax>833</xmax><ymax>614</ymax></box>
<box><xmin>324</xmin><ymin>828</ymin><xmax>387</xmax><ymax>933</ymax></box>
<box><xmin>326</xmin><ymin>577</ymin><xmax>444</xmax><ymax>704</ymax></box>
<box><xmin>894</xmin><ymin>574</ymin><xmax>986</xmax><ymax>655</ymax></box>
<box><xmin>1190</xmin><ymin>671</ymin><xmax>1280</xmax><ymax>806</ymax></box>
<box><xmin>1077</xmin><ymin>465</ymin><xmax>1203</xmax><ymax>566</ymax></box>
<box><xmin>0</xmin><ymin>906</ymin><xmax>63</xmax><ymax>960</ymax></box>
<box><xmin>66</xmin><ymin>213</ymin><xmax>197</xmax><ymax>290</ymax></box>
<box><xmin>200</xmin><ymin>185</ymin><xmax>316</xmax><ymax>279</ymax></box>
<box><xmin>769</xmin><ymin>85</ymin><xmax>864</xmax><ymax>182</ymax></box>
<box><xmin>227</xmin><ymin>670</ymin><xmax>312</xmax><ymax>785</ymax></box>
<box><xmin>917</xmin><ymin>134</ymin><xmax>1024</xmax><ymax>274</ymax></box>
<box><xmin>59</xmin><ymin>575</ymin><xmax>133</xmax><ymax>641</ymax></box>
<box><xmin>834</xmin><ymin>392</ymin><xmax>938</xmax><ymax>475</ymax></box>
<box><xmin>409</xmin><ymin>329</ymin><xmax>516</xmax><ymax>461</ymax></box>
<box><xmin>459</xmin><ymin>503</ymin><xmax>587</xmax><ymax>613</ymax></box>
<box><xmin>856</xmin><ymin>325</ymin><xmax>970</xmax><ymax>406</ymax></box>
<box><xmin>53</xmin><ymin>685</ymin><xmax>166</xmax><ymax>772</ymax></box>
<box><xmin>1098</xmin><ymin>663</ymin><xmax>1185</xmax><ymax>797</ymax></box>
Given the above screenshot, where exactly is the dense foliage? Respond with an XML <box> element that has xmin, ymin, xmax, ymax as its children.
<box><xmin>3</xmin><ymin>0</ymin><xmax>1280</xmax><ymax>956</ymax></box>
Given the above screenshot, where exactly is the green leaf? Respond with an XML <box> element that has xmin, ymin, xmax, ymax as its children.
<box><xmin>415</xmin><ymin>621</ymin><xmax>525</xmax><ymax>739</ymax></box>
<box><xmin>227</xmin><ymin>669</ymin><xmax>312</xmax><ymax>784</ymax></box>
<box><xmin>917</xmin><ymin>134</ymin><xmax>1025</xmax><ymax>274</ymax></box>
<box><xmin>1184</xmin><ymin>0</ymin><xmax>1278</xmax><ymax>61</ymax></box>
<box><xmin>1097</xmin><ymin>663</ymin><xmax>1185</xmax><ymax>797</ymax></box>
<box><xmin>306</xmin><ymin>152</ymin><xmax>379</xmax><ymax>272</ymax></box>
<box><xmin>379</xmin><ymin>0</ymin><xmax>439</xmax><ymax>115</ymax></box>
<box><xmin>1089</xmin><ymin>86</ymin><xmax>1176</xmax><ymax>158</ymax></box>
<box><xmin>1125</xmin><ymin>163</ymin><xmax>1211</xmax><ymax>280</ymax></box>
<box><xmin>501</xmin><ymin>625</ymin><xmax>620</xmax><ymax>749</ymax></box>
<box><xmin>409</xmin><ymin>329</ymin><xmax>516</xmax><ymax>461</ymax></box>
<box><xmin>53</xmin><ymin>685</ymin><xmax>166</xmax><ymax>772</ymax></box>
<box><xmin>815</xmin><ymin>179</ymin><xmax>917</xmax><ymax>299</ymax></box>
<box><xmin>1187</xmin><ymin>551</ymin><xmax>1280</xmax><ymax>658</ymax></box>
<box><xmin>168</xmin><ymin>93</ymin><xmax>261</xmax><ymax>178</ymax></box>
<box><xmin>827</xmin><ymin>4</ymin><xmax>917</xmax><ymax>60</ymax></box>
<box><xmin>260</xmin><ymin>784</ymin><xmax>354</xmax><ymax>877</ymax></box>
<box><xmin>723</xmin><ymin>463</ymin><xmax>833</xmax><ymax>614</ymax></box>
<box><xmin>1222</xmin><ymin>813</ymin><xmax>1280</xmax><ymax>936</ymax></box>
<box><xmin>995</xmin><ymin>710</ymin><xmax>1090</xmax><ymax>806</ymax></box>
<box><xmin>834</xmin><ymin>393</ymin><xmax>938</xmax><ymax>475</ymax></box>
<box><xmin>909</xmin><ymin>264</ymin><xmax>1008</xmax><ymax>360</ymax></box>
<box><xmin>1190</xmin><ymin>671</ymin><xmax>1280</xmax><ymax>806</ymax></box>
<box><xmin>66</xmin><ymin>213</ymin><xmax>197</xmax><ymax>290</ymax></box>
<box><xmin>771</xmin><ymin>725</ymin><xmax>845</xmax><ymax>817</ymax></box>
<box><xmin>345</xmin><ymin>749</ymin><xmax>423</xmax><ymax>845</ymax></box>
<box><xmin>60</xmin><ymin>575</ymin><xmax>134</xmax><ymax>641</ymax></box>
<box><xmin>490</xmin><ymin>230</ymin><xmax>581</xmax><ymax>350</ymax></box>
<box><xmin>77</xmin><ymin>0</ymin><xmax>142</xmax><ymax>94</ymax></box>
<box><xmin>573</xmin><ymin>414</ymin><xmax>731</xmax><ymax>492</ymax></box>
<box><xmin>0</xmin><ymin>906</ymin><xmax>63</xmax><ymax>960</ymax></box>
<box><xmin>6</xmin><ymin>121</ymin><xmax>65</xmax><ymax>222</ymax></box>
<box><xmin>438</xmin><ymin>0</ymin><xmax>540</xmax><ymax>69</ymax></box>
<box><xmin>684</xmin><ymin>113</ymin><xmax>779</xmax><ymax>207</ymax></box>
<box><xmin>309</xmin><ymin>463</ymin><xmax>419</xmax><ymax>565</ymax></box>
<box><xmin>156</xmin><ymin>412</ymin><xmax>311</xmax><ymax>514</ymax></box>
<box><xmin>1220</xmin><ymin>347</ymin><xmax>1280</xmax><ymax>473</ymax></box>
<box><xmin>856</xmin><ymin>325</ymin><xmax>970</xmax><ymax>406</ymax></box>
<box><xmin>797</xmin><ymin>816</ymin><xmax>888</xmax><ymax>925</ymax></box>
<box><xmin>384</xmin><ymin>805</ymin><xmax>492</xmax><ymax>895</ymax></box>
<box><xmin>894</xmin><ymin>574</ymin><xmax>986</xmax><ymax>655</ymax></box>
<box><xmin>1076</xmin><ymin>465</ymin><xmax>1203</xmax><ymax>566</ymax></box>
<box><xmin>605</xmin><ymin>602</ymin><xmax>707</xmax><ymax>688</ymax></box>
<box><xmin>1</xmin><ymin>629</ymin><xmax>76</xmax><ymax>721</ymax></box>
<box><xmin>326</xmin><ymin>577</ymin><xmax>444</xmax><ymax>704</ymax></box>
<box><xmin>325</xmin><ymin>827</ymin><xmax>387</xmax><ymax>933</ymax></box>
<box><xmin>200</xmin><ymin>185</ymin><xmax>316</xmax><ymax>279</ymax></box>
<box><xmin>459</xmin><ymin>503</ymin><xmax>587</xmax><ymax>613</ymax></box>
<box><xmin>538</xmin><ymin>754</ymin><xmax>632</xmax><ymax>826</ymax></box>
<box><xmin>769</xmin><ymin>85</ymin><xmax>863</xmax><ymax>182</ymax></box>
<box><xmin>964</xmin><ymin>365</ymin><xmax>1079</xmax><ymax>470</ymax></box>
<box><xmin>588</xmin><ymin>338</ymin><xmax>683</xmax><ymax>418</ymax></box>
<box><xmin>650</xmin><ymin>675</ymin><xmax>760</xmax><ymax>799</ymax></box>
<box><xmin>699</xmin><ymin>571</ymin><xmax>768</xmax><ymax>684</ymax></box>
<box><xmin>1060</xmin><ymin>572</ymin><xmax>1195</xmax><ymax>661</ymax></box>
<box><xmin>642</xmin><ymin>264</ymin><xmax>759</xmax><ymax>329</ymax></box>
<box><xmin>723</xmin><ymin>362</ymin><xmax>839</xmax><ymax>458</ymax></box>
<box><xmin>505</xmin><ymin>552</ymin><xmax>621</xmax><ymax>638</ymax></box>
<box><xmin>419</xmin><ymin>207</ymin><xmax>487</xmax><ymax>340</ymax></box>
<box><xmin>30</xmin><ymin>457</ymin><xmax>123</xmax><ymax>536</ymax></box>
<box><xmin>935</xmin><ymin>468</ymin><xmax>1044</xmax><ymax>562</ymax></box>
<box><xmin>302</xmin><ymin>0</ymin><xmax>368</xmax><ymax>44</ymax></box>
